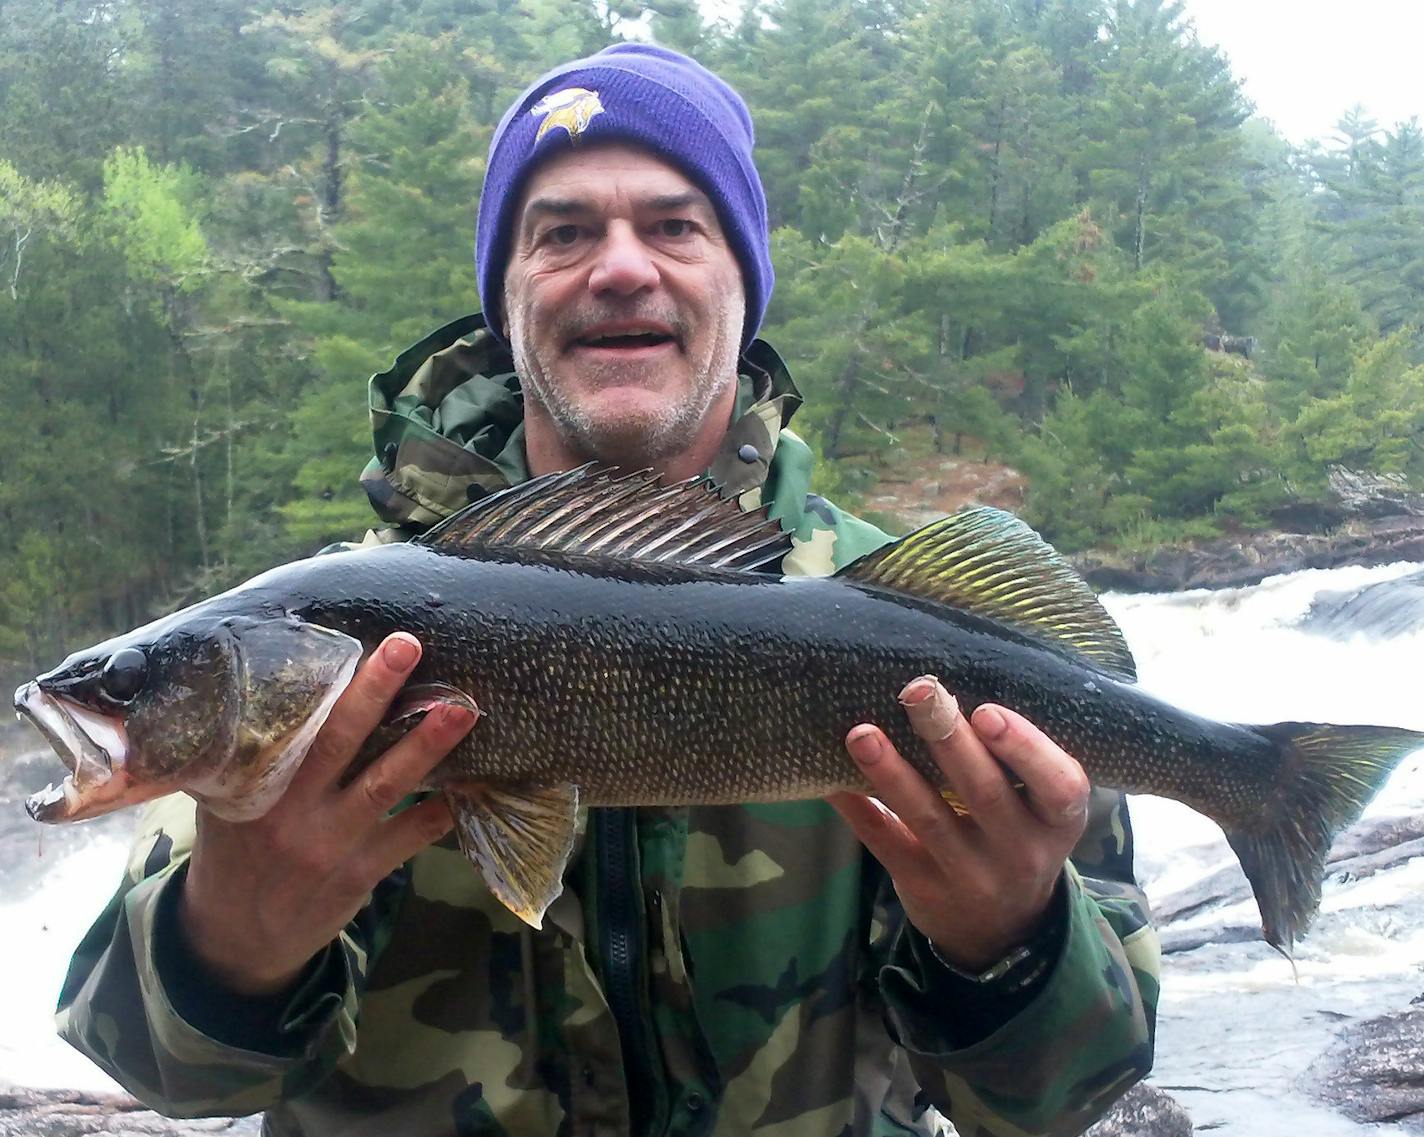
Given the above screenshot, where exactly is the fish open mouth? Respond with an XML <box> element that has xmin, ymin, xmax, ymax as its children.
<box><xmin>13</xmin><ymin>681</ymin><xmax>132</xmax><ymax>822</ymax></box>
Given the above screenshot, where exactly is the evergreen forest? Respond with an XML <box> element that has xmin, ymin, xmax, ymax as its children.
<box><xmin>2</xmin><ymin>0</ymin><xmax>1423</xmax><ymax>675</ymax></box>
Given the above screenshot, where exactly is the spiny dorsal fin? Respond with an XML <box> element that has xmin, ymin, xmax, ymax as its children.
<box><xmin>837</xmin><ymin>506</ymin><xmax>1136</xmax><ymax>682</ymax></box>
<box><xmin>416</xmin><ymin>464</ymin><xmax>792</xmax><ymax>573</ymax></box>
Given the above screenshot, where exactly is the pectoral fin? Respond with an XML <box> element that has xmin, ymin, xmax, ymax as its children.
<box><xmin>388</xmin><ymin>682</ymin><xmax>479</xmax><ymax>726</ymax></box>
<box><xmin>445</xmin><ymin>782</ymin><xmax>580</xmax><ymax>929</ymax></box>
<box><xmin>345</xmin><ymin>683</ymin><xmax>480</xmax><ymax>784</ymax></box>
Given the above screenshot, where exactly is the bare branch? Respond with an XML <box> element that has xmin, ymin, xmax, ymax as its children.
<box><xmin>207</xmin><ymin>110</ymin><xmax>323</xmax><ymax>141</ymax></box>
<box><xmin>183</xmin><ymin>317</ymin><xmax>292</xmax><ymax>339</ymax></box>
<box><xmin>147</xmin><ymin>418</ymin><xmax>265</xmax><ymax>465</ymax></box>
<box><xmin>8</xmin><ymin>224</ymin><xmax>31</xmax><ymax>300</ymax></box>
<box><xmin>855</xmin><ymin>413</ymin><xmax>900</xmax><ymax>445</ymax></box>
<box><xmin>876</xmin><ymin>100</ymin><xmax>937</xmax><ymax>254</ymax></box>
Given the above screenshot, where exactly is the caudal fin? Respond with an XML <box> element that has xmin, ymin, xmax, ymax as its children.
<box><xmin>1225</xmin><ymin>722</ymin><xmax>1423</xmax><ymax>956</ymax></box>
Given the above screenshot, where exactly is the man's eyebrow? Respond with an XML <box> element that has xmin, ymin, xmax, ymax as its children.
<box><xmin>522</xmin><ymin>196</ymin><xmax>591</xmax><ymax>222</ymax></box>
<box><xmin>642</xmin><ymin>191</ymin><xmax>710</xmax><ymax>213</ymax></box>
<box><xmin>519</xmin><ymin>190</ymin><xmax>713</xmax><ymax>235</ymax></box>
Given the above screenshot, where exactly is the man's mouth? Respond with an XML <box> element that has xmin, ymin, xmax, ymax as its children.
<box><xmin>570</xmin><ymin>323</ymin><xmax>679</xmax><ymax>354</ymax></box>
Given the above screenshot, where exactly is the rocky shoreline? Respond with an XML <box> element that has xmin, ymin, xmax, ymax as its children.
<box><xmin>1073</xmin><ymin>469</ymin><xmax>1424</xmax><ymax>593</ymax></box>
<box><xmin>1074</xmin><ymin>512</ymin><xmax>1424</xmax><ymax>593</ymax></box>
<box><xmin>0</xmin><ymin>1083</ymin><xmax>1221</xmax><ymax>1137</ymax></box>
<box><xmin>0</xmin><ymin>1088</ymin><xmax>260</xmax><ymax>1136</ymax></box>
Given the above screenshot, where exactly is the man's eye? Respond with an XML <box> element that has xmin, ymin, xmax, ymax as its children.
<box><xmin>545</xmin><ymin>224</ymin><xmax>581</xmax><ymax>246</ymax></box>
<box><xmin>658</xmin><ymin>219</ymin><xmax>694</xmax><ymax>238</ymax></box>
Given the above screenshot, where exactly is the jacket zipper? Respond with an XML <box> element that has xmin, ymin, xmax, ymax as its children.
<box><xmin>595</xmin><ymin>807</ymin><xmax>660</xmax><ymax>1135</ymax></box>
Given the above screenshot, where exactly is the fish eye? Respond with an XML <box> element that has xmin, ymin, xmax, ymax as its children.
<box><xmin>99</xmin><ymin>648</ymin><xmax>148</xmax><ymax>705</ymax></box>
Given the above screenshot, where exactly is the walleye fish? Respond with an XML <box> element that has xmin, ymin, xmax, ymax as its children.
<box><xmin>14</xmin><ymin>466</ymin><xmax>1423</xmax><ymax>951</ymax></box>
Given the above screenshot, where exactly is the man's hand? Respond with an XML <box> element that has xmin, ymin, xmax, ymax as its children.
<box><xmin>828</xmin><ymin>676</ymin><xmax>1089</xmax><ymax>972</ymax></box>
<box><xmin>178</xmin><ymin>632</ymin><xmax>477</xmax><ymax>997</ymax></box>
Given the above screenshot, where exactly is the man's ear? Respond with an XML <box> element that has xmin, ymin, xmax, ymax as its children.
<box><xmin>491</xmin><ymin>287</ymin><xmax>508</xmax><ymax>340</ymax></box>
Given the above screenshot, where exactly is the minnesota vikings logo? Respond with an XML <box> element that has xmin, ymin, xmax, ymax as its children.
<box><xmin>530</xmin><ymin>87</ymin><xmax>605</xmax><ymax>143</ymax></box>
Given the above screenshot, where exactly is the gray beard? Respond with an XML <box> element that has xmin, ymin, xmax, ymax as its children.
<box><xmin>506</xmin><ymin>299</ymin><xmax>743</xmax><ymax>468</ymax></box>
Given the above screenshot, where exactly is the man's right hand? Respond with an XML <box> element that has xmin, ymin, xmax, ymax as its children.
<box><xmin>177</xmin><ymin>632</ymin><xmax>477</xmax><ymax>996</ymax></box>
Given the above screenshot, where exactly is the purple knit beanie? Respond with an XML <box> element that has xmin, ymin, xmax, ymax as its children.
<box><xmin>475</xmin><ymin>43</ymin><xmax>773</xmax><ymax>352</ymax></box>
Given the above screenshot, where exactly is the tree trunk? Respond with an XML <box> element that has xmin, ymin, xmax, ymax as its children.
<box><xmin>987</xmin><ymin>98</ymin><xmax>1005</xmax><ymax>238</ymax></box>
<box><xmin>165</xmin><ymin>289</ymin><xmax>209</xmax><ymax>570</ymax></box>
<box><xmin>155</xmin><ymin>0</ymin><xmax>177</xmax><ymax>163</ymax></box>
<box><xmin>316</xmin><ymin>112</ymin><xmax>343</xmax><ymax>302</ymax></box>
<box><xmin>1134</xmin><ymin>167</ymin><xmax>1148</xmax><ymax>271</ymax></box>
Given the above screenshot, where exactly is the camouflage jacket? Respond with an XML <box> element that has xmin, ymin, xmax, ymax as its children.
<box><xmin>57</xmin><ymin>316</ymin><xmax>1159</xmax><ymax>1137</ymax></box>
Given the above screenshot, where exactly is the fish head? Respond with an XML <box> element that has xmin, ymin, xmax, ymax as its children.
<box><xmin>15</xmin><ymin>614</ymin><xmax>364</xmax><ymax>824</ymax></box>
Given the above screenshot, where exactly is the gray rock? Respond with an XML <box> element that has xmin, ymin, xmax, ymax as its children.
<box><xmin>1073</xmin><ymin>513</ymin><xmax>1424</xmax><ymax>594</ymax></box>
<box><xmin>1305</xmin><ymin>1006</ymin><xmax>1424</xmax><ymax>1129</ymax></box>
<box><xmin>1149</xmin><ymin>813</ymin><xmax>1424</xmax><ymax>947</ymax></box>
<box><xmin>1083</xmin><ymin>1083</ymin><xmax>1192</xmax><ymax>1137</ymax></box>
<box><xmin>1303</xmin><ymin>568</ymin><xmax>1424</xmax><ymax>639</ymax></box>
<box><xmin>1327</xmin><ymin>466</ymin><xmax>1424</xmax><ymax>520</ymax></box>
<box><xmin>0</xmin><ymin>1088</ymin><xmax>261</xmax><ymax>1137</ymax></box>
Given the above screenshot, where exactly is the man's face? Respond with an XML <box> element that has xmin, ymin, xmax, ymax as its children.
<box><xmin>503</xmin><ymin>143</ymin><xmax>745</xmax><ymax>467</ymax></box>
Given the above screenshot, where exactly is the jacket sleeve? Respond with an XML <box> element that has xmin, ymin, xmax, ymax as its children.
<box><xmin>54</xmin><ymin>794</ymin><xmax>402</xmax><ymax>1118</ymax></box>
<box><xmin>876</xmin><ymin>787</ymin><xmax>1159</xmax><ymax>1137</ymax></box>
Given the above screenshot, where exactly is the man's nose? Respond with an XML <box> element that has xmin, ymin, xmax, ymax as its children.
<box><xmin>588</xmin><ymin>222</ymin><xmax>659</xmax><ymax>297</ymax></box>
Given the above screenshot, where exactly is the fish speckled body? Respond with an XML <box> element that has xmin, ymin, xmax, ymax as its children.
<box><xmin>15</xmin><ymin>466</ymin><xmax>1424</xmax><ymax>950</ymax></box>
<box><xmin>298</xmin><ymin>543</ymin><xmax>1266</xmax><ymax>819</ymax></box>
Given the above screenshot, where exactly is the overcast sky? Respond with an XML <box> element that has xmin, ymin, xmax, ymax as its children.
<box><xmin>695</xmin><ymin>1</ymin><xmax>1422</xmax><ymax>147</ymax></box>
<box><xmin>1179</xmin><ymin>0</ymin><xmax>1423</xmax><ymax>144</ymax></box>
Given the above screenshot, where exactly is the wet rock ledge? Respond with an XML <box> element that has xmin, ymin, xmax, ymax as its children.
<box><xmin>1072</xmin><ymin>469</ymin><xmax>1424</xmax><ymax>593</ymax></box>
<box><xmin>0</xmin><ymin>1088</ymin><xmax>260</xmax><ymax>1137</ymax></box>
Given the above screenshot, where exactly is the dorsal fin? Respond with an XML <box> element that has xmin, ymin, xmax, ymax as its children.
<box><xmin>416</xmin><ymin>464</ymin><xmax>793</xmax><ymax>573</ymax></box>
<box><xmin>837</xmin><ymin>506</ymin><xmax>1137</xmax><ymax>681</ymax></box>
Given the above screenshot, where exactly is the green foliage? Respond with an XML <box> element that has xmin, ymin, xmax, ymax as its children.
<box><xmin>1018</xmin><ymin>387</ymin><xmax>1121</xmax><ymax>550</ymax></box>
<box><xmin>0</xmin><ymin>0</ymin><xmax>1420</xmax><ymax>672</ymax></box>
<box><xmin>1260</xmin><ymin>268</ymin><xmax>1375</xmax><ymax>416</ymax></box>
<box><xmin>1313</xmin><ymin>117</ymin><xmax>1424</xmax><ymax>347</ymax></box>
<box><xmin>1284</xmin><ymin>332</ymin><xmax>1424</xmax><ymax>486</ymax></box>
<box><xmin>0</xmin><ymin>159</ymin><xmax>79</xmax><ymax>299</ymax></box>
<box><xmin>1021</xmin><ymin>290</ymin><xmax>1289</xmax><ymax>546</ymax></box>
<box><xmin>100</xmin><ymin>148</ymin><xmax>208</xmax><ymax>288</ymax></box>
<box><xmin>764</xmin><ymin>227</ymin><xmax>922</xmax><ymax>463</ymax></box>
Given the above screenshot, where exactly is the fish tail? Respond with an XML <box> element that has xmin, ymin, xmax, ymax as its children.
<box><xmin>1224</xmin><ymin>722</ymin><xmax>1422</xmax><ymax>956</ymax></box>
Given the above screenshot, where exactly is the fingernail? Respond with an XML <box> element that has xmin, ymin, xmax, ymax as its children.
<box><xmin>900</xmin><ymin>676</ymin><xmax>958</xmax><ymax>742</ymax></box>
<box><xmin>440</xmin><ymin>704</ymin><xmax>476</xmax><ymax>729</ymax></box>
<box><xmin>383</xmin><ymin>635</ymin><xmax>419</xmax><ymax>670</ymax></box>
<box><xmin>973</xmin><ymin>704</ymin><xmax>1007</xmax><ymax>739</ymax></box>
<box><xmin>846</xmin><ymin>725</ymin><xmax>884</xmax><ymax>765</ymax></box>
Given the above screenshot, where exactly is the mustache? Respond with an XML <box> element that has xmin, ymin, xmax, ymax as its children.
<box><xmin>553</xmin><ymin>304</ymin><xmax>688</xmax><ymax>347</ymax></box>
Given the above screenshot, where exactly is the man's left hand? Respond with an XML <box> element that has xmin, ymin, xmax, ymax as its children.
<box><xmin>827</xmin><ymin>676</ymin><xmax>1090</xmax><ymax>973</ymax></box>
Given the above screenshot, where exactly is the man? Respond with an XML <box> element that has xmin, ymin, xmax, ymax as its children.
<box><xmin>56</xmin><ymin>44</ymin><xmax>1158</xmax><ymax>1137</ymax></box>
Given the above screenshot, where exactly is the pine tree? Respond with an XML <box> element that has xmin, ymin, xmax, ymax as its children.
<box><xmin>279</xmin><ymin>37</ymin><xmax>488</xmax><ymax>548</ymax></box>
<box><xmin>1083</xmin><ymin>0</ymin><xmax>1255</xmax><ymax>322</ymax></box>
<box><xmin>1287</xmin><ymin>332</ymin><xmax>1424</xmax><ymax>484</ymax></box>
<box><xmin>1326</xmin><ymin>120</ymin><xmax>1424</xmax><ymax>343</ymax></box>
<box><xmin>1261</xmin><ymin>268</ymin><xmax>1374</xmax><ymax>417</ymax></box>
